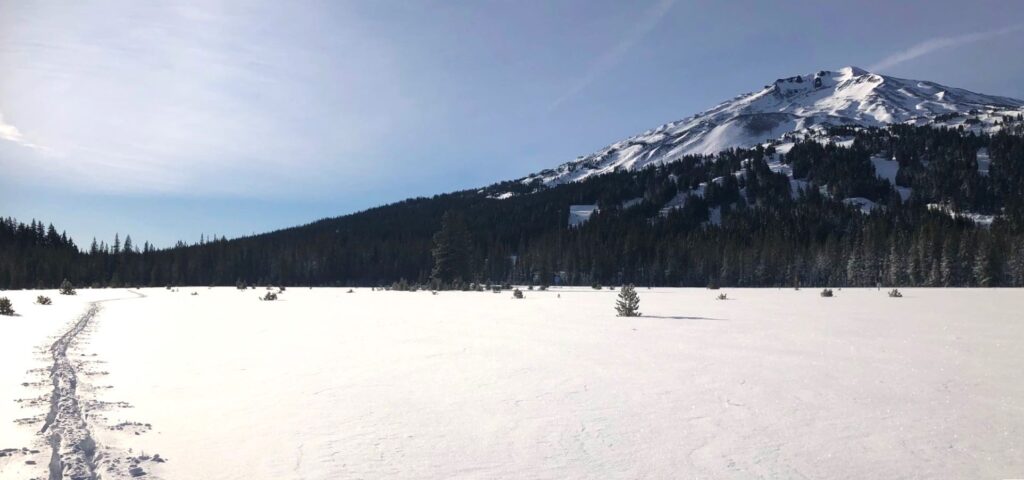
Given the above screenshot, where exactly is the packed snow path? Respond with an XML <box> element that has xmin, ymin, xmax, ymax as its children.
<box><xmin>39</xmin><ymin>291</ymin><xmax>144</xmax><ymax>480</ymax></box>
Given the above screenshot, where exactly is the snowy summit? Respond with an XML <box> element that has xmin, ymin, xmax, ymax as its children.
<box><xmin>525</xmin><ymin>66</ymin><xmax>1024</xmax><ymax>185</ymax></box>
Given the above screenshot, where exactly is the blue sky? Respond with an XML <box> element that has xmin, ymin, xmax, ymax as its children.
<box><xmin>2</xmin><ymin>0</ymin><xmax>1024</xmax><ymax>247</ymax></box>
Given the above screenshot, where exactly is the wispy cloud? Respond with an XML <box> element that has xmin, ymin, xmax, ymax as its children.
<box><xmin>869</xmin><ymin>24</ymin><xmax>1024</xmax><ymax>72</ymax></box>
<box><xmin>548</xmin><ymin>0</ymin><xmax>676</xmax><ymax>112</ymax></box>
<box><xmin>0</xmin><ymin>112</ymin><xmax>48</xmax><ymax>152</ymax></box>
<box><xmin>0</xmin><ymin>1</ymin><xmax>410</xmax><ymax>197</ymax></box>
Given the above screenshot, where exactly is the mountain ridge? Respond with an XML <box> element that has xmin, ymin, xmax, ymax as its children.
<box><xmin>521</xmin><ymin>66</ymin><xmax>1024</xmax><ymax>186</ymax></box>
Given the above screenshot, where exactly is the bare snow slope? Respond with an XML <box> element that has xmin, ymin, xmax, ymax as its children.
<box><xmin>12</xmin><ymin>287</ymin><xmax>1012</xmax><ymax>479</ymax></box>
<box><xmin>525</xmin><ymin>66</ymin><xmax>1024</xmax><ymax>186</ymax></box>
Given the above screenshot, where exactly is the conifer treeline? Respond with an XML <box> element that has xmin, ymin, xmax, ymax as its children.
<box><xmin>3</xmin><ymin>124</ymin><xmax>1024</xmax><ymax>289</ymax></box>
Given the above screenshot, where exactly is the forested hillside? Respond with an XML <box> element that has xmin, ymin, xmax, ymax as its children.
<box><xmin>4</xmin><ymin>123</ymin><xmax>1024</xmax><ymax>289</ymax></box>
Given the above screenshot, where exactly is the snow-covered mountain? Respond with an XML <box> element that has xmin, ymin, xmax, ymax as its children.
<box><xmin>524</xmin><ymin>66</ymin><xmax>1024</xmax><ymax>186</ymax></box>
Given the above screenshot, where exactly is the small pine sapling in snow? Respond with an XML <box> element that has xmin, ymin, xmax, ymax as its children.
<box><xmin>615</xmin><ymin>284</ymin><xmax>641</xmax><ymax>317</ymax></box>
<box><xmin>36</xmin><ymin>295</ymin><xmax>53</xmax><ymax>305</ymax></box>
<box><xmin>820</xmin><ymin>288</ymin><xmax>834</xmax><ymax>297</ymax></box>
<box><xmin>59</xmin><ymin>279</ymin><xmax>77</xmax><ymax>295</ymax></box>
<box><xmin>512</xmin><ymin>288</ymin><xmax>524</xmax><ymax>299</ymax></box>
<box><xmin>0</xmin><ymin>297</ymin><xmax>14</xmax><ymax>316</ymax></box>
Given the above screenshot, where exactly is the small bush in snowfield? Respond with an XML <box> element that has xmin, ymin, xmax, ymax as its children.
<box><xmin>59</xmin><ymin>279</ymin><xmax>76</xmax><ymax>296</ymax></box>
<box><xmin>0</xmin><ymin>297</ymin><xmax>14</xmax><ymax>316</ymax></box>
<box><xmin>36</xmin><ymin>296</ymin><xmax>52</xmax><ymax>305</ymax></box>
<box><xmin>512</xmin><ymin>288</ymin><xmax>524</xmax><ymax>299</ymax></box>
<box><xmin>261</xmin><ymin>292</ymin><xmax>278</xmax><ymax>301</ymax></box>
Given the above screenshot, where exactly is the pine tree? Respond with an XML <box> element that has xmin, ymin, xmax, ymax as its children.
<box><xmin>430</xmin><ymin>211</ymin><xmax>472</xmax><ymax>288</ymax></box>
<box><xmin>973</xmin><ymin>239</ymin><xmax>1002</xmax><ymax>287</ymax></box>
<box><xmin>59</xmin><ymin>279</ymin><xmax>77</xmax><ymax>295</ymax></box>
<box><xmin>615</xmin><ymin>284</ymin><xmax>641</xmax><ymax>317</ymax></box>
<box><xmin>0</xmin><ymin>297</ymin><xmax>14</xmax><ymax>316</ymax></box>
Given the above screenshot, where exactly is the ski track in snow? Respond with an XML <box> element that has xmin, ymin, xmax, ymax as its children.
<box><xmin>39</xmin><ymin>291</ymin><xmax>145</xmax><ymax>480</ymax></box>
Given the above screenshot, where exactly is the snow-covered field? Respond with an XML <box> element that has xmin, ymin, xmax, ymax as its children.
<box><xmin>2</xmin><ymin>287</ymin><xmax>1023</xmax><ymax>479</ymax></box>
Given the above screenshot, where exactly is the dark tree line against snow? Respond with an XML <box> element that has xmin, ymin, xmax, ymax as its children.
<box><xmin>3</xmin><ymin>122</ymin><xmax>1024</xmax><ymax>290</ymax></box>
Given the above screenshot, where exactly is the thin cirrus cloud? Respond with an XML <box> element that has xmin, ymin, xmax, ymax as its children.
<box><xmin>0</xmin><ymin>1</ymin><xmax>414</xmax><ymax>198</ymax></box>
<box><xmin>546</xmin><ymin>0</ymin><xmax>676</xmax><ymax>112</ymax></box>
<box><xmin>869</xmin><ymin>23</ymin><xmax>1024</xmax><ymax>72</ymax></box>
<box><xmin>0</xmin><ymin>113</ymin><xmax>48</xmax><ymax>152</ymax></box>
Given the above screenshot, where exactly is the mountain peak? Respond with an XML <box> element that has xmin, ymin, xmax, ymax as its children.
<box><xmin>522</xmin><ymin>68</ymin><xmax>1024</xmax><ymax>186</ymax></box>
<box><xmin>838</xmin><ymin>65</ymin><xmax>869</xmax><ymax>77</ymax></box>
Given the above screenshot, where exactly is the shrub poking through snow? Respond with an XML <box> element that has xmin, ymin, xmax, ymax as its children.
<box><xmin>888</xmin><ymin>289</ymin><xmax>903</xmax><ymax>298</ymax></box>
<box><xmin>36</xmin><ymin>295</ymin><xmax>52</xmax><ymax>305</ymax></box>
<box><xmin>59</xmin><ymin>279</ymin><xmax>76</xmax><ymax>296</ymax></box>
<box><xmin>717</xmin><ymin>293</ymin><xmax>728</xmax><ymax>300</ymax></box>
<box><xmin>0</xmin><ymin>297</ymin><xmax>14</xmax><ymax>316</ymax></box>
<box><xmin>820</xmin><ymin>288</ymin><xmax>834</xmax><ymax>297</ymax></box>
<box><xmin>615</xmin><ymin>284</ymin><xmax>641</xmax><ymax>317</ymax></box>
<box><xmin>261</xmin><ymin>292</ymin><xmax>278</xmax><ymax>301</ymax></box>
<box><xmin>512</xmin><ymin>288</ymin><xmax>524</xmax><ymax>299</ymax></box>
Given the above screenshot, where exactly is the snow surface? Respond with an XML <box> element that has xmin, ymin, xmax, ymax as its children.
<box><xmin>843</xmin><ymin>197</ymin><xmax>878</xmax><ymax>213</ymax></box>
<box><xmin>3</xmin><ymin>287</ymin><xmax>1024</xmax><ymax>479</ymax></box>
<box><xmin>977</xmin><ymin>147</ymin><xmax>991</xmax><ymax>176</ymax></box>
<box><xmin>0</xmin><ymin>289</ymin><xmax>127</xmax><ymax>478</ymax></box>
<box><xmin>927</xmin><ymin>203</ymin><xmax>997</xmax><ymax>227</ymax></box>
<box><xmin>568</xmin><ymin>204</ymin><xmax>598</xmax><ymax>227</ymax></box>
<box><xmin>520</xmin><ymin>67</ymin><xmax>1024</xmax><ymax>187</ymax></box>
